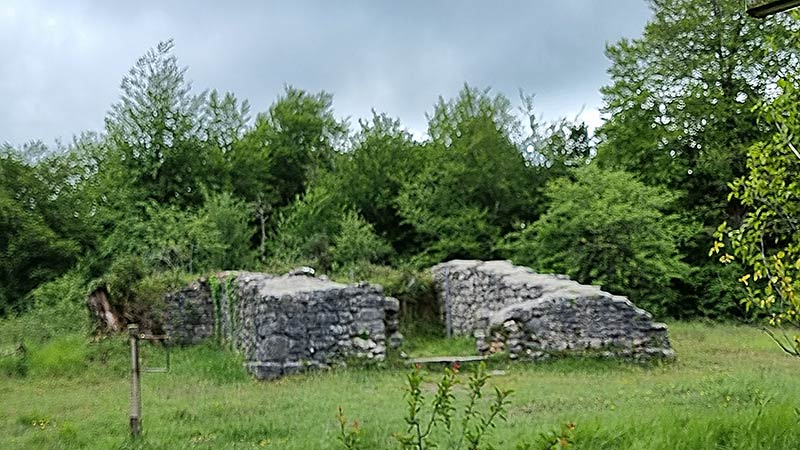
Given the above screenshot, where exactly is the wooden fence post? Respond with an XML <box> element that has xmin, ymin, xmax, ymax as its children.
<box><xmin>129</xmin><ymin>324</ymin><xmax>142</xmax><ymax>439</ymax></box>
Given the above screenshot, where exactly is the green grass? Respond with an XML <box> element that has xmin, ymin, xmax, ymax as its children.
<box><xmin>1</xmin><ymin>322</ymin><xmax>799</xmax><ymax>449</ymax></box>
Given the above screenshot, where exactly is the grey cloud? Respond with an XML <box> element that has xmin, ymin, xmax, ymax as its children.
<box><xmin>0</xmin><ymin>0</ymin><xmax>651</xmax><ymax>146</ymax></box>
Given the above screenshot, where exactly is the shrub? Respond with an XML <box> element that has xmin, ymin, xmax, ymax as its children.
<box><xmin>101</xmin><ymin>201</ymin><xmax>226</xmax><ymax>274</ymax></box>
<box><xmin>0</xmin><ymin>346</ymin><xmax>27</xmax><ymax>377</ymax></box>
<box><xmin>713</xmin><ymin>78</ymin><xmax>800</xmax><ymax>353</ymax></box>
<box><xmin>337</xmin><ymin>363</ymin><xmax>576</xmax><ymax>450</ymax></box>
<box><xmin>28</xmin><ymin>334</ymin><xmax>89</xmax><ymax>378</ymax></box>
<box><xmin>500</xmin><ymin>166</ymin><xmax>690</xmax><ymax>316</ymax></box>
<box><xmin>331</xmin><ymin>211</ymin><xmax>392</xmax><ymax>273</ymax></box>
<box><xmin>101</xmin><ymin>256</ymin><xmax>192</xmax><ymax>332</ymax></box>
<box><xmin>0</xmin><ymin>270</ymin><xmax>91</xmax><ymax>351</ymax></box>
<box><xmin>27</xmin><ymin>269</ymin><xmax>89</xmax><ymax>309</ymax></box>
<box><xmin>268</xmin><ymin>185</ymin><xmax>341</xmax><ymax>270</ymax></box>
<box><xmin>269</xmin><ymin>185</ymin><xmax>392</xmax><ymax>273</ymax></box>
<box><xmin>199</xmin><ymin>191</ymin><xmax>258</xmax><ymax>270</ymax></box>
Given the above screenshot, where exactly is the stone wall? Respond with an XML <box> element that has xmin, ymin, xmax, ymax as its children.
<box><xmin>431</xmin><ymin>260</ymin><xmax>673</xmax><ymax>360</ymax></box>
<box><xmin>162</xmin><ymin>271</ymin><xmax>402</xmax><ymax>379</ymax></box>
<box><xmin>163</xmin><ymin>279</ymin><xmax>216</xmax><ymax>345</ymax></box>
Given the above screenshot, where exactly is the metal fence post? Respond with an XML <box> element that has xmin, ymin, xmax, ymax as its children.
<box><xmin>129</xmin><ymin>324</ymin><xmax>142</xmax><ymax>439</ymax></box>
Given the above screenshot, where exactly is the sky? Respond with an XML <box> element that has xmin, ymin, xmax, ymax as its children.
<box><xmin>0</xmin><ymin>1</ymin><xmax>653</xmax><ymax>147</ymax></box>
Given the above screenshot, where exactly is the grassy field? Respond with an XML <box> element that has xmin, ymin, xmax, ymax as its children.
<box><xmin>1</xmin><ymin>322</ymin><xmax>799</xmax><ymax>450</ymax></box>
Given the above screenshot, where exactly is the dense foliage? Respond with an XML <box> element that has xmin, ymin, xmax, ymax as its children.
<box><xmin>715</xmin><ymin>78</ymin><xmax>800</xmax><ymax>353</ymax></box>
<box><xmin>500</xmin><ymin>167</ymin><xmax>690</xmax><ymax>316</ymax></box>
<box><xmin>1</xmin><ymin>1</ymin><xmax>799</xmax><ymax>326</ymax></box>
<box><xmin>596</xmin><ymin>0</ymin><xmax>800</xmax><ymax>317</ymax></box>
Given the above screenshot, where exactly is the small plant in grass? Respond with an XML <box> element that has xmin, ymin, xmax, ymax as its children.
<box><xmin>337</xmin><ymin>362</ymin><xmax>515</xmax><ymax>450</ymax></box>
<box><xmin>337</xmin><ymin>362</ymin><xmax>578</xmax><ymax>450</ymax></box>
<box><xmin>336</xmin><ymin>406</ymin><xmax>363</xmax><ymax>450</ymax></box>
<box><xmin>529</xmin><ymin>423</ymin><xmax>576</xmax><ymax>450</ymax></box>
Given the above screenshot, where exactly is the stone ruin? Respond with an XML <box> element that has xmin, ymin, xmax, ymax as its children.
<box><xmin>431</xmin><ymin>260</ymin><xmax>674</xmax><ymax>360</ymax></box>
<box><xmin>157</xmin><ymin>259</ymin><xmax>672</xmax><ymax>380</ymax></box>
<box><xmin>163</xmin><ymin>271</ymin><xmax>402</xmax><ymax>379</ymax></box>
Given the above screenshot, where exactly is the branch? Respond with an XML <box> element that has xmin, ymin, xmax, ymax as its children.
<box><xmin>762</xmin><ymin>327</ymin><xmax>800</xmax><ymax>357</ymax></box>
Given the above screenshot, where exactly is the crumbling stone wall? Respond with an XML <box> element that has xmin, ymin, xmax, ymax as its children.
<box><xmin>163</xmin><ymin>280</ymin><xmax>216</xmax><ymax>345</ymax></box>
<box><xmin>432</xmin><ymin>260</ymin><xmax>673</xmax><ymax>360</ymax></box>
<box><xmin>163</xmin><ymin>271</ymin><xmax>402</xmax><ymax>379</ymax></box>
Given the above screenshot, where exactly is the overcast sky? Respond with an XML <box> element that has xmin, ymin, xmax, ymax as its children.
<box><xmin>0</xmin><ymin>1</ymin><xmax>652</xmax><ymax>147</ymax></box>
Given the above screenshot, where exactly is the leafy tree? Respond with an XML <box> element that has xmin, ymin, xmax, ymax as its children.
<box><xmin>199</xmin><ymin>191</ymin><xmax>258</xmax><ymax>270</ymax></box>
<box><xmin>714</xmin><ymin>78</ymin><xmax>800</xmax><ymax>354</ymax></box>
<box><xmin>267</xmin><ymin>185</ymin><xmax>390</xmax><ymax>273</ymax></box>
<box><xmin>596</xmin><ymin>0</ymin><xmax>800</xmax><ymax>315</ymax></box>
<box><xmin>501</xmin><ymin>166</ymin><xmax>690</xmax><ymax>316</ymax></box>
<box><xmin>30</xmin><ymin>135</ymin><xmax>108</xmax><ymax>254</ymax></box>
<box><xmin>99</xmin><ymin>201</ymin><xmax>235</xmax><ymax>275</ymax></box>
<box><xmin>521</xmin><ymin>94</ymin><xmax>592</xmax><ymax>180</ymax></box>
<box><xmin>230</xmin><ymin>87</ymin><xmax>347</xmax><ymax>254</ymax></box>
<box><xmin>598</xmin><ymin>0</ymin><xmax>800</xmax><ymax>200</ymax></box>
<box><xmin>0</xmin><ymin>148</ymin><xmax>82</xmax><ymax>314</ymax></box>
<box><xmin>398</xmin><ymin>176</ymin><xmax>501</xmax><ymax>266</ymax></box>
<box><xmin>398</xmin><ymin>85</ymin><xmax>541</xmax><ymax>265</ymax></box>
<box><xmin>203</xmin><ymin>90</ymin><xmax>250</xmax><ymax>154</ymax></box>
<box><xmin>105</xmin><ymin>40</ymin><xmax>225</xmax><ymax>206</ymax></box>
<box><xmin>330</xmin><ymin>211</ymin><xmax>392</xmax><ymax>273</ymax></box>
<box><xmin>326</xmin><ymin>112</ymin><xmax>424</xmax><ymax>255</ymax></box>
<box><xmin>267</xmin><ymin>185</ymin><xmax>342</xmax><ymax>270</ymax></box>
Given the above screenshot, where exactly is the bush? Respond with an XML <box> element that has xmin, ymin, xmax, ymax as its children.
<box><xmin>0</xmin><ymin>347</ymin><xmax>27</xmax><ymax>377</ymax></box>
<box><xmin>686</xmin><ymin>261</ymin><xmax>748</xmax><ymax>319</ymax></box>
<box><xmin>269</xmin><ymin>185</ymin><xmax>392</xmax><ymax>273</ymax></box>
<box><xmin>0</xmin><ymin>271</ymin><xmax>91</xmax><ymax>350</ymax></box>
<box><xmin>100</xmin><ymin>193</ymin><xmax>257</xmax><ymax>279</ymax></box>
<box><xmin>500</xmin><ymin>166</ymin><xmax>690</xmax><ymax>316</ymax></box>
<box><xmin>331</xmin><ymin>211</ymin><xmax>392</xmax><ymax>273</ymax></box>
<box><xmin>199</xmin><ymin>191</ymin><xmax>258</xmax><ymax>270</ymax></box>
<box><xmin>268</xmin><ymin>185</ymin><xmax>341</xmax><ymax>270</ymax></box>
<box><xmin>100</xmin><ymin>256</ymin><xmax>192</xmax><ymax>332</ymax></box>
<box><xmin>28</xmin><ymin>334</ymin><xmax>89</xmax><ymax>378</ymax></box>
<box><xmin>28</xmin><ymin>269</ymin><xmax>89</xmax><ymax>309</ymax></box>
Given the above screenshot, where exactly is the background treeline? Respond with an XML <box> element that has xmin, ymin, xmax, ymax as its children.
<box><xmin>2</xmin><ymin>0</ymin><xmax>800</xmax><ymax>329</ymax></box>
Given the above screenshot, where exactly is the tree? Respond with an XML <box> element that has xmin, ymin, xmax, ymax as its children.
<box><xmin>198</xmin><ymin>191</ymin><xmax>258</xmax><ymax>271</ymax></box>
<box><xmin>0</xmin><ymin>149</ymin><xmax>81</xmax><ymax>313</ymax></box>
<box><xmin>323</xmin><ymin>112</ymin><xmax>423</xmax><ymax>255</ymax></box>
<box><xmin>714</xmin><ymin>78</ymin><xmax>800</xmax><ymax>354</ymax></box>
<box><xmin>230</xmin><ymin>87</ymin><xmax>347</xmax><ymax>254</ymax></box>
<box><xmin>598</xmin><ymin>0</ymin><xmax>800</xmax><ymax>197</ymax></box>
<box><xmin>596</xmin><ymin>0</ymin><xmax>800</xmax><ymax>316</ymax></box>
<box><xmin>203</xmin><ymin>90</ymin><xmax>250</xmax><ymax>154</ymax></box>
<box><xmin>105</xmin><ymin>40</ymin><xmax>225</xmax><ymax>206</ymax></box>
<box><xmin>398</xmin><ymin>85</ymin><xmax>541</xmax><ymax>265</ymax></box>
<box><xmin>267</xmin><ymin>184</ymin><xmax>343</xmax><ymax>271</ymax></box>
<box><xmin>330</xmin><ymin>211</ymin><xmax>392</xmax><ymax>273</ymax></box>
<box><xmin>267</xmin><ymin>185</ymin><xmax>390</xmax><ymax>273</ymax></box>
<box><xmin>521</xmin><ymin>94</ymin><xmax>592</xmax><ymax>180</ymax></box>
<box><xmin>501</xmin><ymin>166</ymin><xmax>690</xmax><ymax>316</ymax></box>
